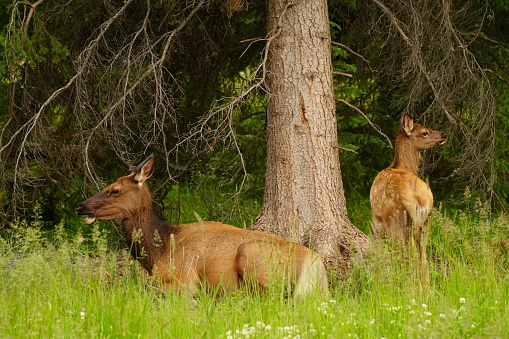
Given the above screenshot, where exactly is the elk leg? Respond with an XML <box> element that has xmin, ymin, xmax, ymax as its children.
<box><xmin>236</xmin><ymin>241</ymin><xmax>269</xmax><ymax>291</ymax></box>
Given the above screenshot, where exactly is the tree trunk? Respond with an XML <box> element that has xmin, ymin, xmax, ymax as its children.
<box><xmin>251</xmin><ymin>0</ymin><xmax>369</xmax><ymax>257</ymax></box>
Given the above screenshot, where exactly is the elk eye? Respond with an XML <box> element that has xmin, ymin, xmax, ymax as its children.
<box><xmin>110</xmin><ymin>189</ymin><xmax>119</xmax><ymax>195</ymax></box>
<box><xmin>422</xmin><ymin>131</ymin><xmax>429</xmax><ymax>136</ymax></box>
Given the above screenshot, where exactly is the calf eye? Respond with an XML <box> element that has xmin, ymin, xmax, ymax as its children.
<box><xmin>422</xmin><ymin>131</ymin><xmax>429</xmax><ymax>136</ymax></box>
<box><xmin>110</xmin><ymin>190</ymin><xmax>119</xmax><ymax>195</ymax></box>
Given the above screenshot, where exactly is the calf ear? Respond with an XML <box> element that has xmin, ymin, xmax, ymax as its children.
<box><xmin>401</xmin><ymin>114</ymin><xmax>414</xmax><ymax>136</ymax></box>
<box><xmin>133</xmin><ymin>154</ymin><xmax>154</xmax><ymax>184</ymax></box>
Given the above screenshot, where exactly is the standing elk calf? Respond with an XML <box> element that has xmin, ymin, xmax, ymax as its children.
<box><xmin>75</xmin><ymin>155</ymin><xmax>328</xmax><ymax>297</ymax></box>
<box><xmin>370</xmin><ymin>115</ymin><xmax>447</xmax><ymax>290</ymax></box>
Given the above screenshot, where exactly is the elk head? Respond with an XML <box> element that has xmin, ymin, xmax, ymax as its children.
<box><xmin>75</xmin><ymin>155</ymin><xmax>155</xmax><ymax>224</ymax></box>
<box><xmin>400</xmin><ymin>114</ymin><xmax>448</xmax><ymax>150</ymax></box>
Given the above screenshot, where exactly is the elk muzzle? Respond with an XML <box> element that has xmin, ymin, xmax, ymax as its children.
<box><xmin>75</xmin><ymin>202</ymin><xmax>98</xmax><ymax>224</ymax></box>
<box><xmin>438</xmin><ymin>132</ymin><xmax>448</xmax><ymax>145</ymax></box>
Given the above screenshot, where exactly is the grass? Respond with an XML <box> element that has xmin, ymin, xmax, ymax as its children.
<box><xmin>1</xmin><ymin>202</ymin><xmax>508</xmax><ymax>338</ymax></box>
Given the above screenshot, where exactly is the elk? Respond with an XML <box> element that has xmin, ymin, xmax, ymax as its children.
<box><xmin>370</xmin><ymin>114</ymin><xmax>447</xmax><ymax>289</ymax></box>
<box><xmin>75</xmin><ymin>155</ymin><xmax>328</xmax><ymax>297</ymax></box>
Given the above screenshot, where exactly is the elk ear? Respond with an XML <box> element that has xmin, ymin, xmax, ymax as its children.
<box><xmin>133</xmin><ymin>154</ymin><xmax>154</xmax><ymax>184</ymax></box>
<box><xmin>401</xmin><ymin>114</ymin><xmax>414</xmax><ymax>136</ymax></box>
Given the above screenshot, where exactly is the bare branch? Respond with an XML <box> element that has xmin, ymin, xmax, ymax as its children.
<box><xmin>336</xmin><ymin>98</ymin><xmax>393</xmax><ymax>148</ymax></box>
<box><xmin>81</xmin><ymin>0</ymin><xmax>207</xmax><ymax>186</ymax></box>
<box><xmin>332</xmin><ymin>41</ymin><xmax>374</xmax><ymax>74</ymax></box>
<box><xmin>365</xmin><ymin>0</ymin><xmax>497</xmax><ymax>194</ymax></box>
<box><xmin>333</xmin><ymin>72</ymin><xmax>353</xmax><ymax>78</ymax></box>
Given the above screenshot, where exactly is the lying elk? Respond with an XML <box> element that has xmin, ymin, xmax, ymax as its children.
<box><xmin>76</xmin><ymin>155</ymin><xmax>328</xmax><ymax>296</ymax></box>
<box><xmin>370</xmin><ymin>115</ymin><xmax>447</xmax><ymax>289</ymax></box>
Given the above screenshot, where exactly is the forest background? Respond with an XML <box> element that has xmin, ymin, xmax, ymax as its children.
<box><xmin>0</xmin><ymin>0</ymin><xmax>509</xmax><ymax>241</ymax></box>
<box><xmin>2</xmin><ymin>1</ymin><xmax>509</xmax><ymax>337</ymax></box>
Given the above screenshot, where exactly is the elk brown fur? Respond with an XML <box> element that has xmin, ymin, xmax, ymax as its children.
<box><xmin>370</xmin><ymin>114</ymin><xmax>447</xmax><ymax>290</ymax></box>
<box><xmin>76</xmin><ymin>155</ymin><xmax>328</xmax><ymax>296</ymax></box>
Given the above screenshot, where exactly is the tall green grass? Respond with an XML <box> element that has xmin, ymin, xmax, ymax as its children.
<box><xmin>1</xmin><ymin>203</ymin><xmax>508</xmax><ymax>338</ymax></box>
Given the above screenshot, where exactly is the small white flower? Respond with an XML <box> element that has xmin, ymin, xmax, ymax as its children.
<box><xmin>424</xmin><ymin>311</ymin><xmax>432</xmax><ymax>317</ymax></box>
<box><xmin>459</xmin><ymin>298</ymin><xmax>466</xmax><ymax>304</ymax></box>
<box><xmin>421</xmin><ymin>303</ymin><xmax>428</xmax><ymax>308</ymax></box>
<box><xmin>439</xmin><ymin>314</ymin><xmax>446</xmax><ymax>318</ymax></box>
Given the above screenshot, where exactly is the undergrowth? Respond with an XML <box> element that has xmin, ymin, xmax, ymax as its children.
<box><xmin>1</xmin><ymin>202</ymin><xmax>508</xmax><ymax>338</ymax></box>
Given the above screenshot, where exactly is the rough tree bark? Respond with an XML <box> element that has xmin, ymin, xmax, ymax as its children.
<box><xmin>251</xmin><ymin>0</ymin><xmax>369</xmax><ymax>257</ymax></box>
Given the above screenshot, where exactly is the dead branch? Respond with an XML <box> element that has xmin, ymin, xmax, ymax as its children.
<box><xmin>332</xmin><ymin>41</ymin><xmax>374</xmax><ymax>74</ymax></box>
<box><xmin>81</xmin><ymin>0</ymin><xmax>207</xmax><ymax>187</ymax></box>
<box><xmin>336</xmin><ymin>98</ymin><xmax>393</xmax><ymax>148</ymax></box>
<box><xmin>366</xmin><ymin>0</ymin><xmax>497</xmax><ymax>194</ymax></box>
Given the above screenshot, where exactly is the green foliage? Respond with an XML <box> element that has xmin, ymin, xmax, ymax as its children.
<box><xmin>1</xmin><ymin>204</ymin><xmax>509</xmax><ymax>337</ymax></box>
<box><xmin>493</xmin><ymin>89</ymin><xmax>509</xmax><ymax>205</ymax></box>
<box><xmin>1</xmin><ymin>0</ymin><xmax>509</xmax><ymax>228</ymax></box>
<box><xmin>1</xmin><ymin>9</ymin><xmax>70</xmax><ymax>81</ymax></box>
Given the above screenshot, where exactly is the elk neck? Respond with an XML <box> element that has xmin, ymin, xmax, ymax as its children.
<box><xmin>389</xmin><ymin>134</ymin><xmax>422</xmax><ymax>175</ymax></box>
<box><xmin>121</xmin><ymin>188</ymin><xmax>179</xmax><ymax>274</ymax></box>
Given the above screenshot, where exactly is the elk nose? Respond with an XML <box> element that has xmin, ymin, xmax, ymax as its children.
<box><xmin>75</xmin><ymin>203</ymin><xmax>89</xmax><ymax>215</ymax></box>
<box><xmin>442</xmin><ymin>133</ymin><xmax>448</xmax><ymax>139</ymax></box>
